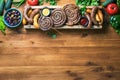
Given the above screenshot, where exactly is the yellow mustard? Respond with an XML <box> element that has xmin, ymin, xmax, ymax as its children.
<box><xmin>42</xmin><ymin>8</ymin><xmax>50</xmax><ymax>16</ymax></box>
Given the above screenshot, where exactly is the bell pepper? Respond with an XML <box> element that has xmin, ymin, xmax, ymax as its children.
<box><xmin>110</xmin><ymin>15</ymin><xmax>120</xmax><ymax>34</ymax></box>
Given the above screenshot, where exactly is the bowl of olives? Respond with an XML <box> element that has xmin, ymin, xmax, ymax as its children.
<box><xmin>4</xmin><ymin>8</ymin><xmax>22</xmax><ymax>28</ymax></box>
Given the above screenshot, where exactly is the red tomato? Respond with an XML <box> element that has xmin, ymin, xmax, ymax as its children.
<box><xmin>106</xmin><ymin>3</ymin><xmax>119</xmax><ymax>15</ymax></box>
<box><xmin>27</xmin><ymin>0</ymin><xmax>38</xmax><ymax>6</ymax></box>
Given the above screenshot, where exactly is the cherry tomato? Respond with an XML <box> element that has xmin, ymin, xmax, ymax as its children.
<box><xmin>27</xmin><ymin>0</ymin><xmax>38</xmax><ymax>6</ymax></box>
<box><xmin>106</xmin><ymin>3</ymin><xmax>119</xmax><ymax>15</ymax></box>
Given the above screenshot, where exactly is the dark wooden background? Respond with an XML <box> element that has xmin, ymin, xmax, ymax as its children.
<box><xmin>0</xmin><ymin>0</ymin><xmax>120</xmax><ymax>80</ymax></box>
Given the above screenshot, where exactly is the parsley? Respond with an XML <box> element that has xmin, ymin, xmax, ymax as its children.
<box><xmin>80</xmin><ymin>6</ymin><xmax>87</xmax><ymax>15</ymax></box>
<box><xmin>76</xmin><ymin>0</ymin><xmax>100</xmax><ymax>6</ymax></box>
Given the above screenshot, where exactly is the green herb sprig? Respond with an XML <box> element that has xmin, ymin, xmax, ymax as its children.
<box><xmin>12</xmin><ymin>0</ymin><xmax>25</xmax><ymax>7</ymax></box>
<box><xmin>76</xmin><ymin>0</ymin><xmax>100</xmax><ymax>6</ymax></box>
<box><xmin>39</xmin><ymin>0</ymin><xmax>56</xmax><ymax>5</ymax></box>
<box><xmin>80</xmin><ymin>6</ymin><xmax>86</xmax><ymax>15</ymax></box>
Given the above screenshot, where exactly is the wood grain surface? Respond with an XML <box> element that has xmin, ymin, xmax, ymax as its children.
<box><xmin>0</xmin><ymin>0</ymin><xmax>120</xmax><ymax>80</ymax></box>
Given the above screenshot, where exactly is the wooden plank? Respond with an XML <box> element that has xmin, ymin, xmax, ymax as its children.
<box><xmin>0</xmin><ymin>47</ymin><xmax>120</xmax><ymax>55</ymax></box>
<box><xmin>0</xmin><ymin>66</ymin><xmax>119</xmax><ymax>74</ymax></box>
<box><xmin>0</xmin><ymin>53</ymin><xmax>119</xmax><ymax>66</ymax></box>
<box><xmin>0</xmin><ymin>66</ymin><xmax>119</xmax><ymax>80</ymax></box>
<box><xmin>0</xmin><ymin>26</ymin><xmax>119</xmax><ymax>41</ymax></box>
<box><xmin>1</xmin><ymin>40</ymin><xmax>120</xmax><ymax>47</ymax></box>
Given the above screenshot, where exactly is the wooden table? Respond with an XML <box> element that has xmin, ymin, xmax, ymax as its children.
<box><xmin>0</xmin><ymin>0</ymin><xmax>120</xmax><ymax>80</ymax></box>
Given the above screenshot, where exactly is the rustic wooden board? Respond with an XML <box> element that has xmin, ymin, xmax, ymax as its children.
<box><xmin>24</xmin><ymin>25</ymin><xmax>103</xmax><ymax>29</ymax></box>
<box><xmin>24</xmin><ymin>6</ymin><xmax>103</xmax><ymax>29</ymax></box>
<box><xmin>0</xmin><ymin>0</ymin><xmax>120</xmax><ymax>80</ymax></box>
